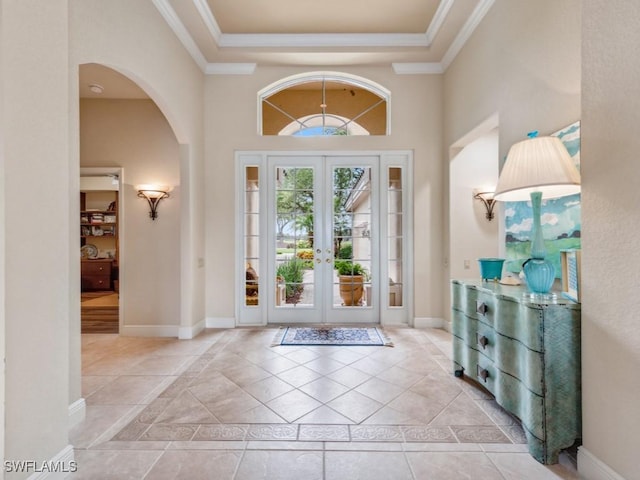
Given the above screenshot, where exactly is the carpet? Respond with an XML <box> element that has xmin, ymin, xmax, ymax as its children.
<box><xmin>272</xmin><ymin>326</ymin><xmax>393</xmax><ymax>347</ymax></box>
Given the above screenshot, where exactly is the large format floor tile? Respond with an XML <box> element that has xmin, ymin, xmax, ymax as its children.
<box><xmin>70</xmin><ymin>327</ymin><xmax>579</xmax><ymax>479</ymax></box>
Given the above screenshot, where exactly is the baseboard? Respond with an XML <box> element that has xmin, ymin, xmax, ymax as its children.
<box><xmin>578</xmin><ymin>446</ymin><xmax>627</xmax><ymax>480</ymax></box>
<box><xmin>68</xmin><ymin>398</ymin><xmax>86</xmax><ymax>428</ymax></box>
<box><xmin>206</xmin><ymin>317</ymin><xmax>236</xmax><ymax>328</ymax></box>
<box><xmin>24</xmin><ymin>445</ymin><xmax>76</xmax><ymax>479</ymax></box>
<box><xmin>178</xmin><ymin>318</ymin><xmax>206</xmax><ymax>339</ymax></box>
<box><xmin>120</xmin><ymin>324</ymin><xmax>180</xmax><ymax>337</ymax></box>
<box><xmin>413</xmin><ymin>317</ymin><xmax>444</xmax><ymax>328</ymax></box>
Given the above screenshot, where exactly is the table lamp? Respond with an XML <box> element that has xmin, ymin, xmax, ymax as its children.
<box><xmin>493</xmin><ymin>132</ymin><xmax>581</xmax><ymax>300</ymax></box>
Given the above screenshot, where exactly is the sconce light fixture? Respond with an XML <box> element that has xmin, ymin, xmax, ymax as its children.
<box><xmin>473</xmin><ymin>190</ymin><xmax>496</xmax><ymax>221</ymax></box>
<box><xmin>136</xmin><ymin>185</ymin><xmax>171</xmax><ymax>220</ymax></box>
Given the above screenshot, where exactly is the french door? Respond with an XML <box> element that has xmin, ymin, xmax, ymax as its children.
<box><xmin>237</xmin><ymin>151</ymin><xmax>412</xmax><ymax>326</ymax></box>
<box><xmin>267</xmin><ymin>155</ymin><xmax>378</xmax><ymax>324</ymax></box>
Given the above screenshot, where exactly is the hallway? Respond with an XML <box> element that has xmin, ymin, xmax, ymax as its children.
<box><xmin>71</xmin><ymin>327</ymin><xmax>577</xmax><ymax>479</ymax></box>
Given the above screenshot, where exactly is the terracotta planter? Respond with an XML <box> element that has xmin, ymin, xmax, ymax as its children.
<box><xmin>339</xmin><ymin>275</ymin><xmax>364</xmax><ymax>306</ymax></box>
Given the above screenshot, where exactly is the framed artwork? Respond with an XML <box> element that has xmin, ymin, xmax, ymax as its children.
<box><xmin>504</xmin><ymin>121</ymin><xmax>581</xmax><ymax>278</ymax></box>
<box><xmin>561</xmin><ymin>249</ymin><xmax>581</xmax><ymax>302</ymax></box>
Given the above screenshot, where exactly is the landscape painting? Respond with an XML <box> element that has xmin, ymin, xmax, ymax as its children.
<box><xmin>504</xmin><ymin>121</ymin><xmax>581</xmax><ymax>277</ymax></box>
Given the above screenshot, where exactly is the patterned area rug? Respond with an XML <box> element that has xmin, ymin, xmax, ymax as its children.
<box><xmin>272</xmin><ymin>326</ymin><xmax>393</xmax><ymax>347</ymax></box>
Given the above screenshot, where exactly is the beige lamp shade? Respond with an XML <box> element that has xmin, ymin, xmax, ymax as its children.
<box><xmin>493</xmin><ymin>136</ymin><xmax>581</xmax><ymax>202</ymax></box>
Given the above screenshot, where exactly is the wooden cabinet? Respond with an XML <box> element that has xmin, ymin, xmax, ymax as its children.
<box><xmin>81</xmin><ymin>259</ymin><xmax>113</xmax><ymax>291</ymax></box>
<box><xmin>80</xmin><ymin>191</ymin><xmax>118</xmax><ymax>264</ymax></box>
<box><xmin>451</xmin><ymin>279</ymin><xmax>581</xmax><ymax>464</ymax></box>
<box><xmin>80</xmin><ymin>190</ymin><xmax>118</xmax><ymax>292</ymax></box>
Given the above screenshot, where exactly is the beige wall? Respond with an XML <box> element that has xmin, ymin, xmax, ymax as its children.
<box><xmin>205</xmin><ymin>67</ymin><xmax>443</xmax><ymax>324</ymax></box>
<box><xmin>2</xmin><ymin>0</ymin><xmax>72</xmax><ymax>473</ymax></box>
<box><xmin>581</xmin><ymin>2</ymin><xmax>640</xmax><ymax>478</ymax></box>
<box><xmin>449</xmin><ymin>130</ymin><xmax>500</xmax><ymax>284</ymax></box>
<box><xmin>80</xmin><ymin>99</ymin><xmax>181</xmax><ymax>330</ymax></box>
<box><xmin>0</xmin><ymin>0</ymin><xmax>208</xmax><ymax>469</ymax></box>
<box><xmin>0</xmin><ymin>0</ymin><xmax>5</xmax><ymax>465</ymax></box>
<box><xmin>69</xmin><ymin>0</ymin><xmax>205</xmax><ymax>412</ymax></box>
<box><xmin>444</xmin><ymin>0</ymin><xmax>640</xmax><ymax>478</ymax></box>
<box><xmin>443</xmin><ymin>1</ymin><xmax>581</xmax><ymax>159</ymax></box>
<box><xmin>70</xmin><ymin>0</ymin><xmax>206</xmax><ymax>335</ymax></box>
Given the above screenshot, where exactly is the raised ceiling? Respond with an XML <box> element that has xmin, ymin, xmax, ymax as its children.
<box><xmin>79</xmin><ymin>0</ymin><xmax>495</xmax><ymax>98</ymax></box>
<box><xmin>157</xmin><ymin>0</ymin><xmax>495</xmax><ymax>73</ymax></box>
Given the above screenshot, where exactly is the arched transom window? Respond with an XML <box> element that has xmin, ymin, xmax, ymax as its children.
<box><xmin>258</xmin><ymin>72</ymin><xmax>390</xmax><ymax>136</ymax></box>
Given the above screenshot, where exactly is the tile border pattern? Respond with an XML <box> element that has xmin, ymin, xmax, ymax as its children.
<box><xmin>108</xmin><ymin>328</ymin><xmax>526</xmax><ymax>451</ymax></box>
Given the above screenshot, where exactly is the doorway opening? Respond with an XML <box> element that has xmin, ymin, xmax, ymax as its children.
<box><xmin>80</xmin><ymin>169</ymin><xmax>123</xmax><ymax>333</ymax></box>
<box><xmin>237</xmin><ymin>151</ymin><xmax>413</xmax><ymax>326</ymax></box>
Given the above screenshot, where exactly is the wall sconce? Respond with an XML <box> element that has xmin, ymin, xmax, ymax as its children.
<box><xmin>473</xmin><ymin>190</ymin><xmax>496</xmax><ymax>221</ymax></box>
<box><xmin>136</xmin><ymin>185</ymin><xmax>171</xmax><ymax>220</ymax></box>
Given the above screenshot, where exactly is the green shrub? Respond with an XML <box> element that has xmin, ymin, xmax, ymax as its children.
<box><xmin>276</xmin><ymin>258</ymin><xmax>305</xmax><ymax>299</ymax></box>
<box><xmin>335</xmin><ymin>260</ymin><xmax>365</xmax><ymax>276</ymax></box>
<box><xmin>337</xmin><ymin>243</ymin><xmax>353</xmax><ymax>259</ymax></box>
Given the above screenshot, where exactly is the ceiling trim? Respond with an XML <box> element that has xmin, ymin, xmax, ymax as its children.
<box><xmin>216</xmin><ymin>32</ymin><xmax>430</xmax><ymax>49</ymax></box>
<box><xmin>192</xmin><ymin>0</ymin><xmax>222</xmax><ymax>43</ymax></box>
<box><xmin>424</xmin><ymin>0</ymin><xmax>455</xmax><ymax>45</ymax></box>
<box><xmin>441</xmin><ymin>0</ymin><xmax>495</xmax><ymax>70</ymax></box>
<box><xmin>153</xmin><ymin>0</ymin><xmax>495</xmax><ymax>74</ymax></box>
<box><xmin>392</xmin><ymin>63</ymin><xmax>444</xmax><ymax>75</ymax></box>
<box><xmin>152</xmin><ymin>0</ymin><xmax>207</xmax><ymax>70</ymax></box>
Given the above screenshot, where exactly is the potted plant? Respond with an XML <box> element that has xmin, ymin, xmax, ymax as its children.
<box><xmin>335</xmin><ymin>260</ymin><xmax>366</xmax><ymax>306</ymax></box>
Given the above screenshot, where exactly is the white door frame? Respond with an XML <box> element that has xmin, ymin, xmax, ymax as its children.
<box><xmin>235</xmin><ymin>150</ymin><xmax>413</xmax><ymax>327</ymax></box>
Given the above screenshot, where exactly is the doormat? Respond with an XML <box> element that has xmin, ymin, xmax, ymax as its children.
<box><xmin>271</xmin><ymin>326</ymin><xmax>393</xmax><ymax>347</ymax></box>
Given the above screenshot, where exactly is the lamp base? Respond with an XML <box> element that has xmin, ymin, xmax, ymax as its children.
<box><xmin>522</xmin><ymin>291</ymin><xmax>558</xmax><ymax>304</ymax></box>
<box><xmin>523</xmin><ymin>257</ymin><xmax>556</xmax><ymax>295</ymax></box>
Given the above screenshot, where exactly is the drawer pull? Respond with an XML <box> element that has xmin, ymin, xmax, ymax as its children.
<box><xmin>477</xmin><ymin>334</ymin><xmax>489</xmax><ymax>349</ymax></box>
<box><xmin>477</xmin><ymin>365</ymin><xmax>489</xmax><ymax>383</ymax></box>
<box><xmin>476</xmin><ymin>301</ymin><xmax>488</xmax><ymax>315</ymax></box>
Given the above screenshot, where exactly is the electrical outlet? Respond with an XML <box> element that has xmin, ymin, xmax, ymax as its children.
<box><xmin>464</xmin><ymin>259</ymin><xmax>470</xmax><ymax>269</ymax></box>
<box><xmin>197</xmin><ymin>257</ymin><xmax>205</xmax><ymax>268</ymax></box>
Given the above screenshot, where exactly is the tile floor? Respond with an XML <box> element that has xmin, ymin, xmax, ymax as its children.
<box><xmin>71</xmin><ymin>327</ymin><xmax>578</xmax><ymax>479</ymax></box>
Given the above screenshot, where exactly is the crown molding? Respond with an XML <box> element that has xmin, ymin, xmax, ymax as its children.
<box><xmin>441</xmin><ymin>0</ymin><xmax>495</xmax><ymax>70</ymax></box>
<box><xmin>205</xmin><ymin>63</ymin><xmax>257</xmax><ymax>75</ymax></box>
<box><xmin>392</xmin><ymin>63</ymin><xmax>444</xmax><ymax>75</ymax></box>
<box><xmin>425</xmin><ymin>0</ymin><xmax>455</xmax><ymax>45</ymax></box>
<box><xmin>153</xmin><ymin>0</ymin><xmax>496</xmax><ymax>74</ymax></box>
<box><xmin>192</xmin><ymin>0</ymin><xmax>222</xmax><ymax>43</ymax></box>
<box><xmin>217</xmin><ymin>32</ymin><xmax>430</xmax><ymax>49</ymax></box>
<box><xmin>152</xmin><ymin>0</ymin><xmax>207</xmax><ymax>70</ymax></box>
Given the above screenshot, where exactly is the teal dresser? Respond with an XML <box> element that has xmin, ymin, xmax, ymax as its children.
<box><xmin>451</xmin><ymin>279</ymin><xmax>581</xmax><ymax>464</ymax></box>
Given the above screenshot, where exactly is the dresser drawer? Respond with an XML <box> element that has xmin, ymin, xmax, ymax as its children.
<box><xmin>493</xmin><ymin>334</ymin><xmax>544</xmax><ymax>396</ymax></box>
<box><xmin>493</xmin><ymin>300</ymin><xmax>544</xmax><ymax>352</ymax></box>
<box><xmin>452</xmin><ymin>310</ymin><xmax>497</xmax><ymax>360</ymax></box>
<box><xmin>81</xmin><ymin>260</ymin><xmax>112</xmax><ymax>291</ymax></box>
<box><xmin>82</xmin><ymin>260</ymin><xmax>112</xmax><ymax>275</ymax></box>
<box><xmin>82</xmin><ymin>275</ymin><xmax>111</xmax><ymax>290</ymax></box>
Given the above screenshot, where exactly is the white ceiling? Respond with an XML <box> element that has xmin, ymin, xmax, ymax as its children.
<box><xmin>79</xmin><ymin>0</ymin><xmax>494</xmax><ymax>98</ymax></box>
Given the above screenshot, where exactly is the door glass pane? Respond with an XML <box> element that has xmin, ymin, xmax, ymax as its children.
<box><xmin>333</xmin><ymin>166</ymin><xmax>371</xmax><ymax>307</ymax></box>
<box><xmin>387</xmin><ymin>167</ymin><xmax>403</xmax><ymax>307</ymax></box>
<box><xmin>275</xmin><ymin>167</ymin><xmax>315</xmax><ymax>307</ymax></box>
<box><xmin>244</xmin><ymin>166</ymin><xmax>259</xmax><ymax>306</ymax></box>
